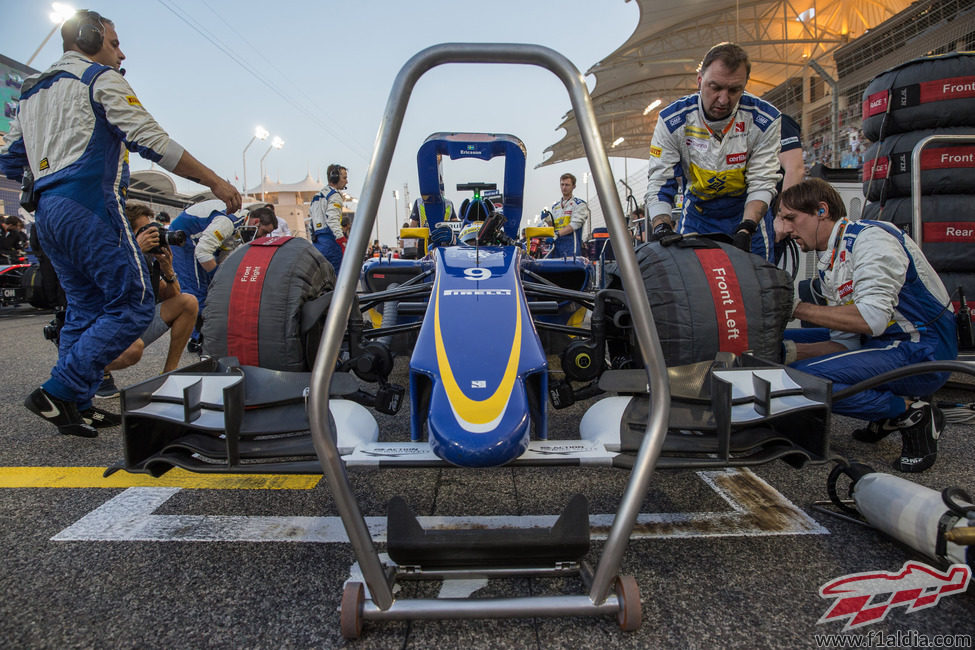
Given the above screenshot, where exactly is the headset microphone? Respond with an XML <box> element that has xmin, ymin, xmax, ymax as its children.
<box><xmin>119</xmin><ymin>68</ymin><xmax>126</xmax><ymax>76</ymax></box>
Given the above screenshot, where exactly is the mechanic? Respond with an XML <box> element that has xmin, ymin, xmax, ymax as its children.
<box><xmin>169</xmin><ymin>201</ymin><xmax>275</xmax><ymax>351</ymax></box>
<box><xmin>779</xmin><ymin>179</ymin><xmax>956</xmax><ymax>473</ymax></box>
<box><xmin>410</xmin><ymin>196</ymin><xmax>457</xmax><ymax>249</ymax></box>
<box><xmin>0</xmin><ymin>9</ymin><xmax>240</xmax><ymax>437</ymax></box>
<box><xmin>546</xmin><ymin>173</ymin><xmax>589</xmax><ymax>257</ymax></box>
<box><xmin>264</xmin><ymin>203</ymin><xmax>291</xmax><ymax>237</ymax></box>
<box><xmin>645</xmin><ymin>42</ymin><xmax>781</xmax><ymax>261</ymax></box>
<box><xmin>103</xmin><ymin>203</ymin><xmax>199</xmax><ymax>379</ymax></box>
<box><xmin>308</xmin><ymin>163</ymin><xmax>348</xmax><ymax>275</ymax></box>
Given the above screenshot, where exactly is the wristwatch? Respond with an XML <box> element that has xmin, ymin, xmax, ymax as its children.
<box><xmin>162</xmin><ymin>272</ymin><xmax>178</xmax><ymax>283</ymax></box>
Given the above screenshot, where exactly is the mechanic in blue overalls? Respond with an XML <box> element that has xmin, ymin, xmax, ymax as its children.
<box><xmin>546</xmin><ymin>173</ymin><xmax>589</xmax><ymax>257</ymax></box>
<box><xmin>308</xmin><ymin>164</ymin><xmax>348</xmax><ymax>275</ymax></box>
<box><xmin>0</xmin><ymin>10</ymin><xmax>240</xmax><ymax>437</ymax></box>
<box><xmin>779</xmin><ymin>179</ymin><xmax>956</xmax><ymax>474</ymax></box>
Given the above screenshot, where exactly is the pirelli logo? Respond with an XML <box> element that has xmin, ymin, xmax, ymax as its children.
<box><xmin>125</xmin><ymin>95</ymin><xmax>142</xmax><ymax>106</ymax></box>
<box><xmin>649</xmin><ymin>146</ymin><xmax>662</xmax><ymax>158</ymax></box>
<box><xmin>443</xmin><ymin>289</ymin><xmax>511</xmax><ymax>296</ymax></box>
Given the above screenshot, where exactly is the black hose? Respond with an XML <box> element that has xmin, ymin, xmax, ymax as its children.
<box><xmin>832</xmin><ymin>360</ymin><xmax>975</xmax><ymax>402</ymax></box>
<box><xmin>826</xmin><ymin>461</ymin><xmax>875</xmax><ymax>516</ymax></box>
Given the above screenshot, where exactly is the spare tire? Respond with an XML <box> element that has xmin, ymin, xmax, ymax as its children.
<box><xmin>861</xmin><ymin>195</ymin><xmax>975</xmax><ymax>273</ymax></box>
<box><xmin>605</xmin><ymin>235</ymin><xmax>793</xmax><ymax>366</ymax></box>
<box><xmin>202</xmin><ymin>236</ymin><xmax>335</xmax><ymax>371</ymax></box>
<box><xmin>861</xmin><ymin>127</ymin><xmax>975</xmax><ymax>202</ymax></box>
<box><xmin>862</xmin><ymin>52</ymin><xmax>975</xmax><ymax>141</ymax></box>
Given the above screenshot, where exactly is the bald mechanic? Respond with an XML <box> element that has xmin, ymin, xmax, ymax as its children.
<box><xmin>645</xmin><ymin>42</ymin><xmax>781</xmax><ymax>260</ymax></box>
<box><xmin>0</xmin><ymin>9</ymin><xmax>240</xmax><ymax>437</ymax></box>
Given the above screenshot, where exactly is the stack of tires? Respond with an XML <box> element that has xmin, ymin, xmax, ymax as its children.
<box><xmin>859</xmin><ymin>52</ymin><xmax>975</xmax><ymax>310</ymax></box>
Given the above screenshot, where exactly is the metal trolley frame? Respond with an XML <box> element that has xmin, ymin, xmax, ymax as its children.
<box><xmin>306</xmin><ymin>43</ymin><xmax>671</xmax><ymax>637</ymax></box>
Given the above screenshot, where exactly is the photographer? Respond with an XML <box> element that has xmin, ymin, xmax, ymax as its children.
<box><xmin>101</xmin><ymin>203</ymin><xmax>198</xmax><ymax>381</ymax></box>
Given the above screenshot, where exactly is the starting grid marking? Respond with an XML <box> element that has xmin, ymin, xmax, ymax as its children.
<box><xmin>50</xmin><ymin>468</ymin><xmax>829</xmax><ymax>543</ymax></box>
<box><xmin>0</xmin><ymin>466</ymin><xmax>321</xmax><ymax>490</ymax></box>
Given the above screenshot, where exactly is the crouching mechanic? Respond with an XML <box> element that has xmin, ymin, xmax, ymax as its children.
<box><xmin>645</xmin><ymin>42</ymin><xmax>781</xmax><ymax>260</ymax></box>
<box><xmin>308</xmin><ymin>163</ymin><xmax>348</xmax><ymax>275</ymax></box>
<box><xmin>170</xmin><ymin>201</ymin><xmax>276</xmax><ymax>349</ymax></box>
<box><xmin>779</xmin><ymin>179</ymin><xmax>957</xmax><ymax>473</ymax></box>
<box><xmin>104</xmin><ymin>203</ymin><xmax>198</xmax><ymax>376</ymax></box>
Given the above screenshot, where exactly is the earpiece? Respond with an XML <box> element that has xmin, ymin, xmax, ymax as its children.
<box><xmin>76</xmin><ymin>10</ymin><xmax>105</xmax><ymax>56</ymax></box>
<box><xmin>818</xmin><ymin>208</ymin><xmax>825</xmax><ymax>216</ymax></box>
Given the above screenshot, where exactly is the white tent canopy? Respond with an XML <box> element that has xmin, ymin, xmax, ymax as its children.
<box><xmin>542</xmin><ymin>0</ymin><xmax>912</xmax><ymax>166</ymax></box>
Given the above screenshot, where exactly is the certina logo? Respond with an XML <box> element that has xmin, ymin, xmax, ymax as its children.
<box><xmin>941</xmin><ymin>152</ymin><xmax>974</xmax><ymax>165</ymax></box>
<box><xmin>818</xmin><ymin>561</ymin><xmax>970</xmax><ymax>631</ymax></box>
<box><xmin>726</xmin><ymin>153</ymin><xmax>747</xmax><ymax>165</ymax></box>
<box><xmin>443</xmin><ymin>289</ymin><xmax>511</xmax><ymax>296</ymax></box>
<box><xmin>837</xmin><ymin>280</ymin><xmax>854</xmax><ymax>299</ymax></box>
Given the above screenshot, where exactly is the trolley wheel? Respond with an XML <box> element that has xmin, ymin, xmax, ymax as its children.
<box><xmin>340</xmin><ymin>581</ymin><xmax>365</xmax><ymax>639</ymax></box>
<box><xmin>615</xmin><ymin>575</ymin><xmax>642</xmax><ymax>632</ymax></box>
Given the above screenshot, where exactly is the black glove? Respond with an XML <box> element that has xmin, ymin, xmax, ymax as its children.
<box><xmin>429</xmin><ymin>225</ymin><xmax>454</xmax><ymax>248</ymax></box>
<box><xmin>649</xmin><ymin>221</ymin><xmax>674</xmax><ymax>242</ymax></box>
<box><xmin>732</xmin><ymin>219</ymin><xmax>757</xmax><ymax>252</ymax></box>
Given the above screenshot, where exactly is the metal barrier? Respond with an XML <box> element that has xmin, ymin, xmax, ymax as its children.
<box><xmin>305</xmin><ymin>43</ymin><xmax>671</xmax><ymax>635</ymax></box>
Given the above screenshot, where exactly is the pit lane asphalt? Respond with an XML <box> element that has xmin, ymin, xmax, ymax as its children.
<box><xmin>1</xmin><ymin>303</ymin><xmax>973</xmax><ymax>649</ymax></box>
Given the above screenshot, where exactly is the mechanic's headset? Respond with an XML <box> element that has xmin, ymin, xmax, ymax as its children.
<box><xmin>327</xmin><ymin>164</ymin><xmax>344</xmax><ymax>184</ymax></box>
<box><xmin>75</xmin><ymin>10</ymin><xmax>106</xmax><ymax>56</ymax></box>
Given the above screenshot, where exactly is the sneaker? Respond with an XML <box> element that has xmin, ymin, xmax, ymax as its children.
<box><xmin>94</xmin><ymin>371</ymin><xmax>119</xmax><ymax>399</ymax></box>
<box><xmin>24</xmin><ymin>388</ymin><xmax>98</xmax><ymax>438</ymax></box>
<box><xmin>892</xmin><ymin>401</ymin><xmax>943</xmax><ymax>473</ymax></box>
<box><xmin>187</xmin><ymin>339</ymin><xmax>202</xmax><ymax>354</ymax></box>
<box><xmin>851</xmin><ymin>418</ymin><xmax>900</xmax><ymax>443</ymax></box>
<box><xmin>80</xmin><ymin>405</ymin><xmax>121</xmax><ymax>429</ymax></box>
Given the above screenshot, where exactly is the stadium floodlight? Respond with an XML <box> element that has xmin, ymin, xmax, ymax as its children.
<box><xmin>643</xmin><ymin>99</ymin><xmax>662</xmax><ymax>115</ymax></box>
<box><xmin>260</xmin><ymin>137</ymin><xmax>285</xmax><ymax>200</ymax></box>
<box><xmin>242</xmin><ymin>126</ymin><xmax>271</xmax><ymax>195</ymax></box>
<box><xmin>27</xmin><ymin>3</ymin><xmax>77</xmax><ymax>66</ymax></box>
<box><xmin>612</xmin><ymin>137</ymin><xmax>625</xmax><ymax>148</ymax></box>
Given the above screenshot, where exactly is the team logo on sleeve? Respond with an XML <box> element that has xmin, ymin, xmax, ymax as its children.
<box><xmin>125</xmin><ymin>95</ymin><xmax>142</xmax><ymax>107</ymax></box>
<box><xmin>650</xmin><ymin>146</ymin><xmax>662</xmax><ymax>158</ymax></box>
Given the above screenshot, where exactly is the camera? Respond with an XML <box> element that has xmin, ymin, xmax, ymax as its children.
<box><xmin>43</xmin><ymin>310</ymin><xmax>65</xmax><ymax>346</ymax></box>
<box><xmin>136</xmin><ymin>222</ymin><xmax>186</xmax><ymax>254</ymax></box>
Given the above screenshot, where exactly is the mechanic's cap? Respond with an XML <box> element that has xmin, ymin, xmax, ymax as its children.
<box><xmin>459</xmin><ymin>221</ymin><xmax>482</xmax><ymax>245</ymax></box>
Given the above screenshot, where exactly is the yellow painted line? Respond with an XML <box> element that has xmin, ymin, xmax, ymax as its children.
<box><xmin>0</xmin><ymin>467</ymin><xmax>321</xmax><ymax>490</ymax></box>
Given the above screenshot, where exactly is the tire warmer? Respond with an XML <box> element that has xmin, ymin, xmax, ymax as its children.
<box><xmin>226</xmin><ymin>236</ymin><xmax>292</xmax><ymax>366</ymax></box>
